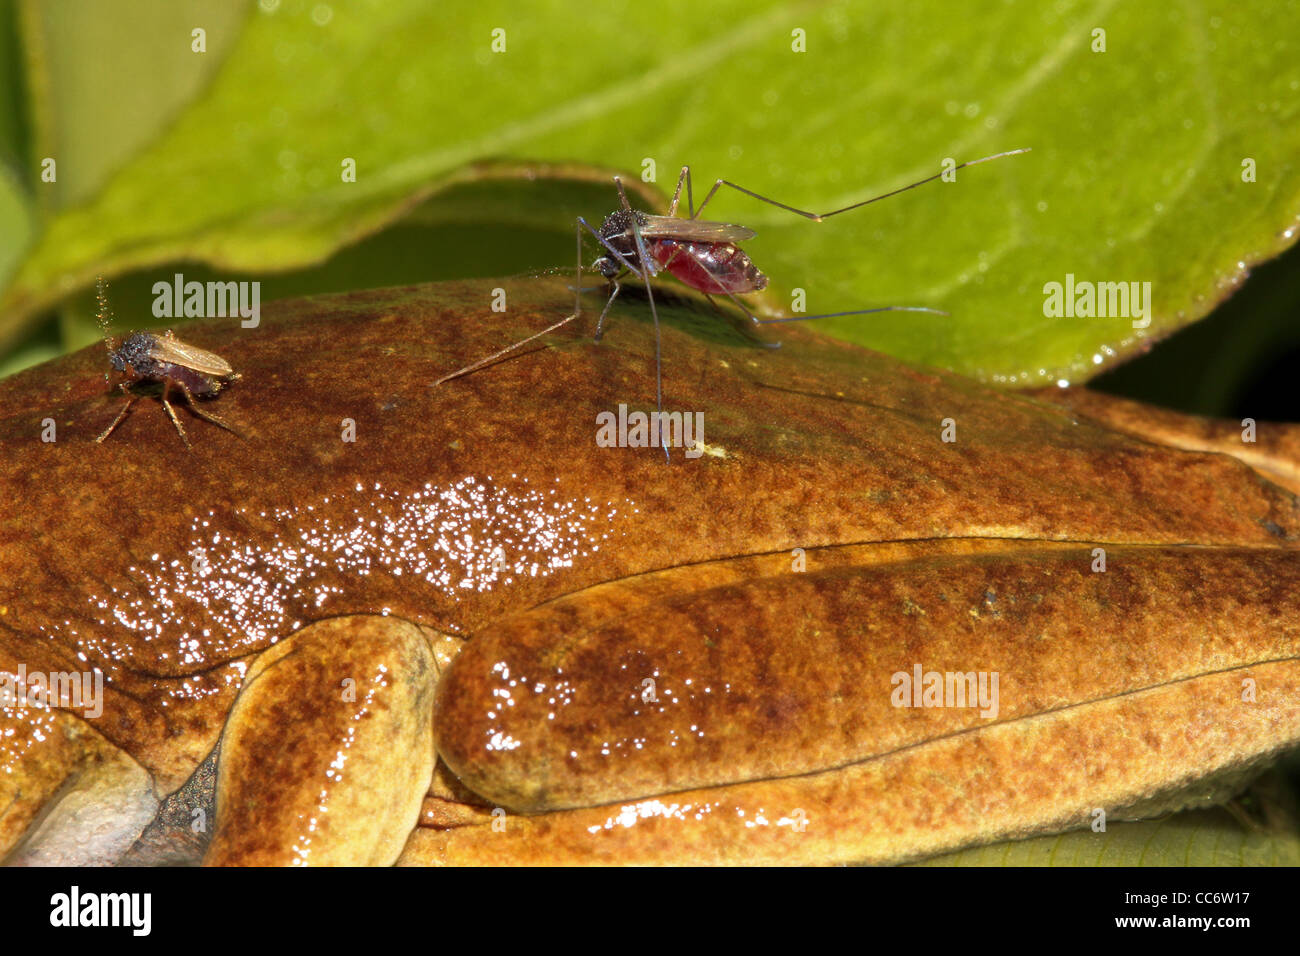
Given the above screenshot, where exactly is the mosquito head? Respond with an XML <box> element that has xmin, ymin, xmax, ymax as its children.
<box><xmin>109</xmin><ymin>333</ymin><xmax>154</xmax><ymax>376</ymax></box>
<box><xmin>599</xmin><ymin>207</ymin><xmax>648</xmax><ymax>239</ymax></box>
<box><xmin>594</xmin><ymin>207</ymin><xmax>649</xmax><ymax>279</ymax></box>
<box><xmin>592</xmin><ymin>256</ymin><xmax>622</xmax><ymax>279</ymax></box>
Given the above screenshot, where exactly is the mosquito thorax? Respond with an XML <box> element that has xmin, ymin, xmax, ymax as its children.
<box><xmin>596</xmin><ymin>207</ymin><xmax>651</xmax><ymax>276</ymax></box>
<box><xmin>597</xmin><ymin>207</ymin><xmax>646</xmax><ymax>240</ymax></box>
<box><xmin>109</xmin><ymin>333</ymin><xmax>155</xmax><ymax>373</ymax></box>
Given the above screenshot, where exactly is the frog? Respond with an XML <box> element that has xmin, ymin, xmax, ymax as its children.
<box><xmin>1</xmin><ymin>276</ymin><xmax>1297</xmax><ymax>866</ymax></box>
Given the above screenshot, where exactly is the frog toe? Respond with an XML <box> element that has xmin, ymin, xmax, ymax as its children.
<box><xmin>204</xmin><ymin>615</ymin><xmax>438</xmax><ymax>866</ymax></box>
<box><xmin>1</xmin><ymin>707</ymin><xmax>156</xmax><ymax>866</ymax></box>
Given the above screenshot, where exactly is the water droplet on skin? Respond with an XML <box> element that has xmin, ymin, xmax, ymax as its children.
<box><xmin>47</xmin><ymin>477</ymin><xmax>633</xmax><ymax>702</ymax></box>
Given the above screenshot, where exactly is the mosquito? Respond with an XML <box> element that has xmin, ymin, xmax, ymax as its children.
<box><xmin>434</xmin><ymin>148</ymin><xmax>1031</xmax><ymax>457</ymax></box>
<box><xmin>92</xmin><ymin>276</ymin><xmax>242</xmax><ymax>449</ymax></box>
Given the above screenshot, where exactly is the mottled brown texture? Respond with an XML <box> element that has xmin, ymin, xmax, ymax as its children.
<box><xmin>206</xmin><ymin>615</ymin><xmax>436</xmax><ymax>866</ymax></box>
<box><xmin>0</xmin><ymin>277</ymin><xmax>1298</xmax><ymax>865</ymax></box>
<box><xmin>1029</xmin><ymin>386</ymin><xmax>1300</xmax><ymax>496</ymax></box>
<box><xmin>404</xmin><ymin>659</ymin><xmax>1300</xmax><ymax>865</ymax></box>
<box><xmin>434</xmin><ymin>541</ymin><xmax>1300</xmax><ymax>812</ymax></box>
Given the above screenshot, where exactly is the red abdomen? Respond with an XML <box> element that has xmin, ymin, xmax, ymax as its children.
<box><xmin>648</xmin><ymin>239</ymin><xmax>768</xmax><ymax>295</ymax></box>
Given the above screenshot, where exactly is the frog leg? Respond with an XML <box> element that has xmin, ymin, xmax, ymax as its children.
<box><xmin>411</xmin><ymin>541</ymin><xmax>1300</xmax><ymax>865</ymax></box>
<box><xmin>0</xmin><ymin>704</ymin><xmax>157</xmax><ymax>866</ymax></box>
<box><xmin>204</xmin><ymin>614</ymin><xmax>439</xmax><ymax>866</ymax></box>
<box><xmin>1029</xmin><ymin>386</ymin><xmax>1300</xmax><ymax>496</ymax></box>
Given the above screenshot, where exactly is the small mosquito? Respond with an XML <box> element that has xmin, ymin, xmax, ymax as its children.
<box><xmin>434</xmin><ymin>148</ymin><xmax>1030</xmax><ymax>457</ymax></box>
<box><xmin>93</xmin><ymin>276</ymin><xmax>242</xmax><ymax>449</ymax></box>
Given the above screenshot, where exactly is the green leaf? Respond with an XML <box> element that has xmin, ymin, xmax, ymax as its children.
<box><xmin>1</xmin><ymin>0</ymin><xmax>1297</xmax><ymax>386</ymax></box>
<box><xmin>916</xmin><ymin>771</ymin><xmax>1300</xmax><ymax>866</ymax></box>
<box><xmin>917</xmin><ymin>810</ymin><xmax>1300</xmax><ymax>866</ymax></box>
<box><xmin>14</xmin><ymin>0</ymin><xmax>251</xmax><ymax>211</ymax></box>
<box><xmin>0</xmin><ymin>162</ymin><xmax>31</xmax><ymax>290</ymax></box>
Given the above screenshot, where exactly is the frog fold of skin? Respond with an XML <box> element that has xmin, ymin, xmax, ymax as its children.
<box><xmin>1</xmin><ymin>278</ymin><xmax>1299</xmax><ymax>866</ymax></box>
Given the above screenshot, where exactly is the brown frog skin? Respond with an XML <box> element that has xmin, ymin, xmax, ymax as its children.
<box><xmin>0</xmin><ymin>277</ymin><xmax>1298</xmax><ymax>866</ymax></box>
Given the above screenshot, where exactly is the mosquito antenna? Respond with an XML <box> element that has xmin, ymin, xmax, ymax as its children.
<box><xmin>94</xmin><ymin>275</ymin><xmax>119</xmax><ymax>384</ymax></box>
<box><xmin>615</xmin><ymin>177</ymin><xmax>669</xmax><ymax>461</ymax></box>
<box><xmin>95</xmin><ymin>276</ymin><xmax>117</xmax><ymax>349</ymax></box>
<box><xmin>698</xmin><ymin>148</ymin><xmax>1031</xmax><ymax>222</ymax></box>
<box><xmin>574</xmin><ymin>218</ymin><xmax>583</xmax><ymax>316</ymax></box>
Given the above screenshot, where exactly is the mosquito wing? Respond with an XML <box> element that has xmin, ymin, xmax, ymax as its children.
<box><xmin>636</xmin><ymin>215</ymin><xmax>757</xmax><ymax>243</ymax></box>
<box><xmin>148</xmin><ymin>331</ymin><xmax>235</xmax><ymax>377</ymax></box>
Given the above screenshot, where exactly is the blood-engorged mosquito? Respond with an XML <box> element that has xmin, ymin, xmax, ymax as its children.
<box><xmin>92</xmin><ymin>276</ymin><xmax>242</xmax><ymax>449</ymax></box>
<box><xmin>434</xmin><ymin>148</ymin><xmax>1030</xmax><ymax>457</ymax></box>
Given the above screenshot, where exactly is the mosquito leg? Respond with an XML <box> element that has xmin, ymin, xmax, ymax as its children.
<box><xmin>575</xmin><ymin>212</ymin><xmax>652</xmax><ymax>343</ymax></box>
<box><xmin>574</xmin><ymin>218</ymin><xmax>583</xmax><ymax>317</ymax></box>
<box><xmin>730</xmin><ymin>300</ymin><xmax>948</xmax><ymax>345</ymax></box>
<box><xmin>613</xmin><ymin>178</ymin><xmax>659</xmax><ymax>279</ymax></box>
<box><xmin>720</xmin><ymin>292</ymin><xmax>783</xmax><ymax>349</ymax></box>
<box><xmin>433</xmin><ymin>312</ymin><xmax>581</xmax><ymax>386</ymax></box>
<box><xmin>94</xmin><ymin>395</ymin><xmax>138</xmax><ymax>443</ymax></box>
<box><xmin>187</xmin><ymin>404</ymin><xmax>241</xmax><ymax>436</ymax></box>
<box><xmin>667</xmin><ymin>166</ymin><xmax>689</xmax><ymax>218</ymax></box>
<box><xmin>697</xmin><ymin>148</ymin><xmax>1031</xmax><ymax>221</ymax></box>
<box><xmin>625</xmin><ymin>209</ymin><xmax>669</xmax><ymax>462</ymax></box>
<box><xmin>756</xmin><ymin>305</ymin><xmax>948</xmax><ymax>324</ymax></box>
<box><xmin>593</xmin><ymin>280</ymin><xmax>621</xmax><ymax>342</ymax></box>
<box><xmin>693</xmin><ymin>178</ymin><xmax>724</xmax><ymax>219</ymax></box>
<box><xmin>576</xmin><ymin>216</ymin><xmax>645</xmax><ymax>278</ymax></box>
<box><xmin>580</xmin><ymin>197</ymin><xmax>667</xmax><ymax>458</ymax></box>
<box><xmin>438</xmin><ymin>214</ymin><xmax>645</xmax><ymax>387</ymax></box>
<box><xmin>159</xmin><ymin>381</ymin><xmax>193</xmax><ymax>450</ymax></box>
<box><xmin>175</xmin><ymin>381</ymin><xmax>243</xmax><ymax>438</ymax></box>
